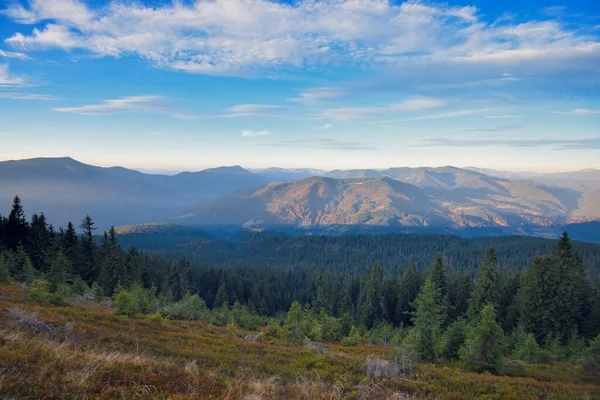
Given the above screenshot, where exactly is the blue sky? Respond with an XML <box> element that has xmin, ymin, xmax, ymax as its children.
<box><xmin>0</xmin><ymin>0</ymin><xmax>599</xmax><ymax>172</ymax></box>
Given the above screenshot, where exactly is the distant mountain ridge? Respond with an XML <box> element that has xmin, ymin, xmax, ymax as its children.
<box><xmin>0</xmin><ymin>157</ymin><xmax>268</xmax><ymax>228</ymax></box>
<box><xmin>1</xmin><ymin>157</ymin><xmax>599</xmax><ymax>239</ymax></box>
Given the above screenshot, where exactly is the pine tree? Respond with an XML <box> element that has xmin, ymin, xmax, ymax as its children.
<box><xmin>408</xmin><ymin>276</ymin><xmax>444</xmax><ymax>361</ymax></box>
<box><xmin>428</xmin><ymin>255</ymin><xmax>448</xmax><ymax>298</ymax></box>
<box><xmin>78</xmin><ymin>215</ymin><xmax>97</xmax><ymax>283</ymax></box>
<box><xmin>359</xmin><ymin>263</ymin><xmax>384</xmax><ymax>328</ymax></box>
<box><xmin>313</xmin><ymin>270</ymin><xmax>328</xmax><ymax>314</ymax></box>
<box><xmin>214</xmin><ymin>279</ymin><xmax>229</xmax><ymax>309</ymax></box>
<box><xmin>286</xmin><ymin>301</ymin><xmax>303</xmax><ymax>341</ymax></box>
<box><xmin>517</xmin><ymin>333</ymin><xmax>541</xmax><ymax>363</ymax></box>
<box><xmin>397</xmin><ymin>263</ymin><xmax>423</xmax><ymax>327</ymax></box>
<box><xmin>460</xmin><ymin>304</ymin><xmax>504</xmax><ymax>374</ymax></box>
<box><xmin>4</xmin><ymin>195</ymin><xmax>28</xmax><ymax>251</ymax></box>
<box><xmin>49</xmin><ymin>251</ymin><xmax>71</xmax><ymax>292</ymax></box>
<box><xmin>12</xmin><ymin>245</ymin><xmax>35</xmax><ymax>283</ymax></box>
<box><xmin>168</xmin><ymin>260</ymin><xmax>188</xmax><ymax>302</ymax></box>
<box><xmin>27</xmin><ymin>213</ymin><xmax>51</xmax><ymax>272</ymax></box>
<box><xmin>469</xmin><ymin>248</ymin><xmax>501</xmax><ymax>318</ymax></box>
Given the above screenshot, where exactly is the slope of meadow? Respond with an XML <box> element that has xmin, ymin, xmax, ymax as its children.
<box><xmin>1</xmin><ymin>284</ymin><xmax>599</xmax><ymax>400</ymax></box>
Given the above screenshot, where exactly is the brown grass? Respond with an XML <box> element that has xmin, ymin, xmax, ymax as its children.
<box><xmin>1</xmin><ymin>283</ymin><xmax>599</xmax><ymax>399</ymax></box>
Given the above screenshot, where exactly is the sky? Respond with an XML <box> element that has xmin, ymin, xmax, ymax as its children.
<box><xmin>0</xmin><ymin>0</ymin><xmax>599</xmax><ymax>173</ymax></box>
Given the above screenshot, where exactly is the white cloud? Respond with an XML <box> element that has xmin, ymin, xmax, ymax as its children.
<box><xmin>0</xmin><ymin>49</ymin><xmax>30</xmax><ymax>60</ymax></box>
<box><xmin>553</xmin><ymin>109</ymin><xmax>600</xmax><ymax>116</ymax></box>
<box><xmin>53</xmin><ymin>95</ymin><xmax>197</xmax><ymax>119</ymax></box>
<box><xmin>317</xmin><ymin>97</ymin><xmax>446</xmax><ymax>121</ymax></box>
<box><xmin>0</xmin><ymin>63</ymin><xmax>24</xmax><ymax>86</ymax></box>
<box><xmin>0</xmin><ymin>92</ymin><xmax>57</xmax><ymax>100</ymax></box>
<box><xmin>486</xmin><ymin>115</ymin><xmax>521</xmax><ymax>119</ymax></box>
<box><xmin>6</xmin><ymin>24</ymin><xmax>82</xmax><ymax>50</ymax></box>
<box><xmin>288</xmin><ymin>87</ymin><xmax>345</xmax><ymax>104</ymax></box>
<box><xmin>317</xmin><ymin>124</ymin><xmax>332</xmax><ymax>129</ymax></box>
<box><xmin>241</xmin><ymin>130</ymin><xmax>271</xmax><ymax>137</ymax></box>
<box><xmin>402</xmin><ymin>108</ymin><xmax>493</xmax><ymax>122</ymax></box>
<box><xmin>2</xmin><ymin>0</ymin><xmax>598</xmax><ymax>85</ymax></box>
<box><xmin>226</xmin><ymin>104</ymin><xmax>286</xmax><ymax>113</ymax></box>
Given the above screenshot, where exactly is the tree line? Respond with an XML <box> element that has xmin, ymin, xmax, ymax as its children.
<box><xmin>2</xmin><ymin>196</ymin><xmax>600</xmax><ymax>374</ymax></box>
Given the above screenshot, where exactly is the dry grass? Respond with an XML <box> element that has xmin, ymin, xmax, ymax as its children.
<box><xmin>1</xmin><ymin>283</ymin><xmax>599</xmax><ymax>399</ymax></box>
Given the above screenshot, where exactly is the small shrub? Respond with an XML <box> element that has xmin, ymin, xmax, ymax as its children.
<box><xmin>341</xmin><ymin>335</ymin><xmax>359</xmax><ymax>346</ymax></box>
<box><xmin>365</xmin><ymin>355</ymin><xmax>399</xmax><ymax>379</ymax></box>
<box><xmin>50</xmin><ymin>283</ymin><xmax>71</xmax><ymax>306</ymax></box>
<box><xmin>114</xmin><ymin>290</ymin><xmax>140</xmax><ymax>317</ymax></box>
<box><xmin>517</xmin><ymin>333</ymin><xmax>540</xmax><ymax>364</ymax></box>
<box><xmin>27</xmin><ymin>279</ymin><xmax>52</xmax><ymax>303</ymax></box>
<box><xmin>582</xmin><ymin>334</ymin><xmax>600</xmax><ymax>375</ymax></box>
<box><xmin>148</xmin><ymin>313</ymin><xmax>167</xmax><ymax>325</ymax></box>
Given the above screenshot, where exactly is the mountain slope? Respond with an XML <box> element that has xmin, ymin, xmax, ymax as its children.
<box><xmin>0</xmin><ymin>157</ymin><xmax>267</xmax><ymax>228</ymax></box>
<box><xmin>182</xmin><ymin>174</ymin><xmax>593</xmax><ymax>234</ymax></box>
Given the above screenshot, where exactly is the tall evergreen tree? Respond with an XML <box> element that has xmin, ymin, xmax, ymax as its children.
<box><xmin>396</xmin><ymin>263</ymin><xmax>423</xmax><ymax>327</ymax></box>
<box><xmin>427</xmin><ymin>255</ymin><xmax>448</xmax><ymax>297</ymax></box>
<box><xmin>359</xmin><ymin>263</ymin><xmax>384</xmax><ymax>328</ymax></box>
<box><xmin>409</xmin><ymin>276</ymin><xmax>444</xmax><ymax>361</ymax></box>
<box><xmin>49</xmin><ymin>251</ymin><xmax>71</xmax><ymax>292</ymax></box>
<box><xmin>78</xmin><ymin>215</ymin><xmax>97</xmax><ymax>283</ymax></box>
<box><xmin>4</xmin><ymin>195</ymin><xmax>28</xmax><ymax>251</ymax></box>
<box><xmin>461</xmin><ymin>303</ymin><xmax>504</xmax><ymax>374</ymax></box>
<box><xmin>469</xmin><ymin>248</ymin><xmax>502</xmax><ymax>318</ymax></box>
<box><xmin>27</xmin><ymin>213</ymin><xmax>51</xmax><ymax>272</ymax></box>
<box><xmin>168</xmin><ymin>260</ymin><xmax>188</xmax><ymax>302</ymax></box>
<box><xmin>12</xmin><ymin>245</ymin><xmax>35</xmax><ymax>283</ymax></box>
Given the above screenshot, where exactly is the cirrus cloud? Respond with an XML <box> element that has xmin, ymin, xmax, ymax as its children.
<box><xmin>241</xmin><ymin>130</ymin><xmax>271</xmax><ymax>137</ymax></box>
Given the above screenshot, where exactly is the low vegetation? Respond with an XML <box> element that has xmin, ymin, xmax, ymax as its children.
<box><xmin>2</xmin><ymin>283</ymin><xmax>600</xmax><ymax>399</ymax></box>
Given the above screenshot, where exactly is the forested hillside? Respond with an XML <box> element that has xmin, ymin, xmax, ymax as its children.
<box><xmin>3</xmin><ymin>195</ymin><xmax>600</xmax><ymax>400</ymax></box>
<box><xmin>116</xmin><ymin>227</ymin><xmax>600</xmax><ymax>278</ymax></box>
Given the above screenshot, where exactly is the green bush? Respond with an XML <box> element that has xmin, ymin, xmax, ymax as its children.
<box><xmin>114</xmin><ymin>290</ymin><xmax>140</xmax><ymax>317</ymax></box>
<box><xmin>51</xmin><ymin>283</ymin><xmax>71</xmax><ymax>306</ymax></box>
<box><xmin>166</xmin><ymin>294</ymin><xmax>209</xmax><ymax>320</ymax></box>
<box><xmin>438</xmin><ymin>318</ymin><xmax>469</xmax><ymax>360</ymax></box>
<box><xmin>27</xmin><ymin>279</ymin><xmax>52</xmax><ymax>303</ymax></box>
<box><xmin>517</xmin><ymin>333</ymin><xmax>541</xmax><ymax>364</ymax></box>
<box><xmin>582</xmin><ymin>334</ymin><xmax>600</xmax><ymax>375</ymax></box>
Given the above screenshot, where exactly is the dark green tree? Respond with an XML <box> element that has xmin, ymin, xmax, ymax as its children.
<box><xmin>469</xmin><ymin>248</ymin><xmax>501</xmax><ymax>318</ymax></box>
<box><xmin>396</xmin><ymin>263</ymin><xmax>423</xmax><ymax>327</ymax></box>
<box><xmin>4</xmin><ymin>195</ymin><xmax>28</xmax><ymax>251</ymax></box>
<box><xmin>460</xmin><ymin>304</ymin><xmax>504</xmax><ymax>374</ymax></box>
<box><xmin>77</xmin><ymin>215</ymin><xmax>97</xmax><ymax>283</ymax></box>
<box><xmin>49</xmin><ymin>251</ymin><xmax>71</xmax><ymax>292</ymax></box>
<box><xmin>409</xmin><ymin>276</ymin><xmax>444</xmax><ymax>361</ymax></box>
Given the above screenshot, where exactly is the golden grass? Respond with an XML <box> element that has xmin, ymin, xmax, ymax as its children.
<box><xmin>1</xmin><ymin>283</ymin><xmax>599</xmax><ymax>399</ymax></box>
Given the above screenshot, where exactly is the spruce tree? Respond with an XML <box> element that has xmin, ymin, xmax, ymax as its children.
<box><xmin>167</xmin><ymin>260</ymin><xmax>188</xmax><ymax>302</ymax></box>
<box><xmin>396</xmin><ymin>263</ymin><xmax>423</xmax><ymax>327</ymax></box>
<box><xmin>12</xmin><ymin>245</ymin><xmax>35</xmax><ymax>283</ymax></box>
<box><xmin>359</xmin><ymin>263</ymin><xmax>384</xmax><ymax>328</ymax></box>
<box><xmin>427</xmin><ymin>255</ymin><xmax>448</xmax><ymax>298</ymax></box>
<box><xmin>460</xmin><ymin>304</ymin><xmax>504</xmax><ymax>374</ymax></box>
<box><xmin>469</xmin><ymin>248</ymin><xmax>501</xmax><ymax>318</ymax></box>
<box><xmin>286</xmin><ymin>301</ymin><xmax>303</xmax><ymax>341</ymax></box>
<box><xmin>409</xmin><ymin>276</ymin><xmax>444</xmax><ymax>361</ymax></box>
<box><xmin>214</xmin><ymin>279</ymin><xmax>229</xmax><ymax>309</ymax></box>
<box><xmin>49</xmin><ymin>251</ymin><xmax>71</xmax><ymax>292</ymax></box>
<box><xmin>4</xmin><ymin>195</ymin><xmax>28</xmax><ymax>251</ymax></box>
<box><xmin>78</xmin><ymin>215</ymin><xmax>97</xmax><ymax>283</ymax></box>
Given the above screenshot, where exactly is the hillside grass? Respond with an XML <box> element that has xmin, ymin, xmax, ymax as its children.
<box><xmin>1</xmin><ymin>283</ymin><xmax>599</xmax><ymax>399</ymax></box>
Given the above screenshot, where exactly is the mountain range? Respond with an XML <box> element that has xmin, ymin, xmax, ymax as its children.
<box><xmin>1</xmin><ymin>157</ymin><xmax>599</xmax><ymax>240</ymax></box>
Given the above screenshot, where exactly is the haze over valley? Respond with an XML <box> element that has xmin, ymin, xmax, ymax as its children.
<box><xmin>1</xmin><ymin>157</ymin><xmax>599</xmax><ymax>241</ymax></box>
